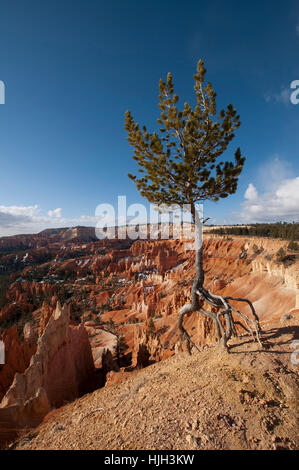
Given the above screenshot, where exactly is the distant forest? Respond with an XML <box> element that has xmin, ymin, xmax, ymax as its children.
<box><xmin>207</xmin><ymin>222</ymin><xmax>299</xmax><ymax>241</ymax></box>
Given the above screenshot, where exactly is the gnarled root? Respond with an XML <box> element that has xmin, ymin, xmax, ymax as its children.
<box><xmin>178</xmin><ymin>287</ymin><xmax>262</xmax><ymax>354</ymax></box>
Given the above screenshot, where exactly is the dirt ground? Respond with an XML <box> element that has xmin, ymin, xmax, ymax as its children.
<box><xmin>11</xmin><ymin>318</ymin><xmax>299</xmax><ymax>451</ymax></box>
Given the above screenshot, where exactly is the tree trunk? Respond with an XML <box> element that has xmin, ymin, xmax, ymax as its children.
<box><xmin>178</xmin><ymin>203</ymin><xmax>262</xmax><ymax>354</ymax></box>
<box><xmin>190</xmin><ymin>203</ymin><xmax>204</xmax><ymax>307</ymax></box>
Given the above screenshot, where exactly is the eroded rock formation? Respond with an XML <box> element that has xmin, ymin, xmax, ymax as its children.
<box><xmin>0</xmin><ymin>302</ymin><xmax>96</xmax><ymax>448</ymax></box>
<box><xmin>0</xmin><ymin>229</ymin><xmax>298</xmax><ymax>446</ymax></box>
<box><xmin>0</xmin><ymin>326</ymin><xmax>36</xmax><ymax>402</ymax></box>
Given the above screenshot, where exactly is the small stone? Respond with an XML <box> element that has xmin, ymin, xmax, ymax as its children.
<box><xmin>192</xmin><ymin>419</ymin><xmax>200</xmax><ymax>430</ymax></box>
<box><xmin>51</xmin><ymin>424</ymin><xmax>64</xmax><ymax>435</ymax></box>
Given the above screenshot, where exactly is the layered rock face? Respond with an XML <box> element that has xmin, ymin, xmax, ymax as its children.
<box><xmin>131</xmin><ymin>322</ymin><xmax>165</xmax><ymax>368</ymax></box>
<box><xmin>0</xmin><ymin>226</ymin><xmax>99</xmax><ymax>253</ymax></box>
<box><xmin>99</xmin><ymin>236</ymin><xmax>298</xmax><ymax>362</ymax></box>
<box><xmin>0</xmin><ymin>302</ymin><xmax>96</xmax><ymax>448</ymax></box>
<box><xmin>84</xmin><ymin>324</ymin><xmax>118</xmax><ymax>369</ymax></box>
<box><xmin>2</xmin><ymin>232</ymin><xmax>298</xmax><ymax>367</ymax></box>
<box><xmin>0</xmin><ymin>326</ymin><xmax>36</xmax><ymax>402</ymax></box>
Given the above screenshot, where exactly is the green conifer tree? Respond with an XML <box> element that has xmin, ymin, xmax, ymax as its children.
<box><xmin>125</xmin><ymin>60</ymin><xmax>261</xmax><ymax>352</ymax></box>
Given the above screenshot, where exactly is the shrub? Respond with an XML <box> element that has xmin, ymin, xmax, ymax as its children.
<box><xmin>0</xmin><ymin>275</ymin><xmax>9</xmax><ymax>309</ymax></box>
<box><xmin>276</xmin><ymin>248</ymin><xmax>286</xmax><ymax>262</ymax></box>
<box><xmin>276</xmin><ymin>248</ymin><xmax>295</xmax><ymax>267</ymax></box>
<box><xmin>147</xmin><ymin>317</ymin><xmax>156</xmax><ymax>336</ymax></box>
<box><xmin>288</xmin><ymin>240</ymin><xmax>299</xmax><ymax>251</ymax></box>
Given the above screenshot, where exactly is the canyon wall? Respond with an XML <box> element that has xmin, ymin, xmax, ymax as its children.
<box><xmin>0</xmin><ymin>232</ymin><xmax>298</xmax><ymax>448</ymax></box>
<box><xmin>0</xmin><ymin>326</ymin><xmax>36</xmax><ymax>402</ymax></box>
<box><xmin>0</xmin><ymin>302</ymin><xmax>96</xmax><ymax>448</ymax></box>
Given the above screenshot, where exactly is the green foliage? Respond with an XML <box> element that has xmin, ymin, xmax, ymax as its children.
<box><xmin>0</xmin><ymin>305</ymin><xmax>33</xmax><ymax>338</ymax></box>
<box><xmin>147</xmin><ymin>317</ymin><xmax>156</xmax><ymax>336</ymax></box>
<box><xmin>94</xmin><ymin>315</ymin><xmax>103</xmax><ymax>325</ymax></box>
<box><xmin>105</xmin><ymin>318</ymin><xmax>116</xmax><ymax>332</ymax></box>
<box><xmin>115</xmin><ymin>334</ymin><xmax>129</xmax><ymax>367</ymax></box>
<box><xmin>288</xmin><ymin>240</ymin><xmax>299</xmax><ymax>251</ymax></box>
<box><xmin>125</xmin><ymin>60</ymin><xmax>245</xmax><ymax>210</ymax></box>
<box><xmin>100</xmin><ymin>302</ymin><xmax>112</xmax><ymax>312</ymax></box>
<box><xmin>0</xmin><ymin>275</ymin><xmax>10</xmax><ymax>309</ymax></box>
<box><xmin>209</xmin><ymin>222</ymin><xmax>299</xmax><ymax>241</ymax></box>
<box><xmin>252</xmin><ymin>244</ymin><xmax>263</xmax><ymax>255</ymax></box>
<box><xmin>276</xmin><ymin>248</ymin><xmax>286</xmax><ymax>262</ymax></box>
<box><xmin>275</xmin><ymin>247</ymin><xmax>296</xmax><ymax>267</ymax></box>
<box><xmin>117</xmin><ymin>335</ymin><xmax>129</xmax><ymax>355</ymax></box>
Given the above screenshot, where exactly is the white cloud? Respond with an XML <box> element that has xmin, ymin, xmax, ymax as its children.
<box><xmin>257</xmin><ymin>156</ymin><xmax>293</xmax><ymax>192</ymax></box>
<box><xmin>244</xmin><ymin>183</ymin><xmax>258</xmax><ymax>201</ymax></box>
<box><xmin>237</xmin><ymin>156</ymin><xmax>299</xmax><ymax>222</ymax></box>
<box><xmin>0</xmin><ymin>201</ymin><xmax>151</xmax><ymax>237</ymax></box>
<box><xmin>48</xmin><ymin>208</ymin><xmax>62</xmax><ymax>218</ymax></box>
<box><xmin>0</xmin><ymin>204</ymin><xmax>39</xmax><ymax>218</ymax></box>
<box><xmin>264</xmin><ymin>87</ymin><xmax>291</xmax><ymax>106</ymax></box>
<box><xmin>0</xmin><ymin>205</ymin><xmax>104</xmax><ymax>237</ymax></box>
<box><xmin>240</xmin><ymin>177</ymin><xmax>299</xmax><ymax>222</ymax></box>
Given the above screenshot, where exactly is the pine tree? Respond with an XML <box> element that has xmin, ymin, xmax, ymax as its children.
<box><xmin>147</xmin><ymin>317</ymin><xmax>156</xmax><ymax>336</ymax></box>
<box><xmin>125</xmin><ymin>60</ymin><xmax>261</xmax><ymax>352</ymax></box>
<box><xmin>116</xmin><ymin>335</ymin><xmax>129</xmax><ymax>367</ymax></box>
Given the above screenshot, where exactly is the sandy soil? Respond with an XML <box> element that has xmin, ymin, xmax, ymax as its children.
<box><xmin>11</xmin><ymin>317</ymin><xmax>299</xmax><ymax>451</ymax></box>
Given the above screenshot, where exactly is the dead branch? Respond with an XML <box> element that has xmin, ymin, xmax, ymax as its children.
<box><xmin>79</xmin><ymin>408</ymin><xmax>104</xmax><ymax>424</ymax></box>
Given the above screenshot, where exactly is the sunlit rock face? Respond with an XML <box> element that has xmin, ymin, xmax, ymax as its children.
<box><xmin>1</xmin><ymin>231</ymin><xmax>298</xmax><ymax>364</ymax></box>
<box><xmin>0</xmin><ymin>302</ymin><xmax>96</xmax><ymax>448</ymax></box>
<box><xmin>0</xmin><ymin>227</ymin><xmax>298</xmax><ymax>447</ymax></box>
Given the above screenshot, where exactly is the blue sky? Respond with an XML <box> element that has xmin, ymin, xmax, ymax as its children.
<box><xmin>0</xmin><ymin>0</ymin><xmax>299</xmax><ymax>235</ymax></box>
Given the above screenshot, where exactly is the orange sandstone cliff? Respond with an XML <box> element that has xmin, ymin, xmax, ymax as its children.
<box><xmin>0</xmin><ymin>302</ymin><xmax>96</xmax><ymax>448</ymax></box>
<box><xmin>0</xmin><ymin>231</ymin><xmax>298</xmax><ymax>448</ymax></box>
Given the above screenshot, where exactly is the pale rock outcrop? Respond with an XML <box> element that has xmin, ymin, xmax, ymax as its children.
<box><xmin>252</xmin><ymin>258</ymin><xmax>299</xmax><ymax>290</ymax></box>
<box><xmin>84</xmin><ymin>325</ymin><xmax>118</xmax><ymax>369</ymax></box>
<box><xmin>131</xmin><ymin>323</ymin><xmax>164</xmax><ymax>368</ymax></box>
<box><xmin>23</xmin><ymin>322</ymin><xmax>35</xmax><ymax>342</ymax></box>
<box><xmin>1</xmin><ymin>302</ymin><xmax>96</xmax><ymax>408</ymax></box>
<box><xmin>0</xmin><ymin>302</ymin><xmax>96</xmax><ymax>447</ymax></box>
<box><xmin>37</xmin><ymin>301</ymin><xmax>53</xmax><ymax>337</ymax></box>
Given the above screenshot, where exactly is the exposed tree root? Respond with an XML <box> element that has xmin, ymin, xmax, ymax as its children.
<box><xmin>178</xmin><ymin>287</ymin><xmax>262</xmax><ymax>354</ymax></box>
<box><xmin>178</xmin><ymin>216</ymin><xmax>262</xmax><ymax>355</ymax></box>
